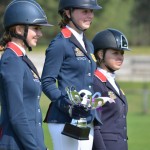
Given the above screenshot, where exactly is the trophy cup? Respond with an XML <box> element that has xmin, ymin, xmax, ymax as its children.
<box><xmin>61</xmin><ymin>87</ymin><xmax>114</xmax><ymax>140</ymax></box>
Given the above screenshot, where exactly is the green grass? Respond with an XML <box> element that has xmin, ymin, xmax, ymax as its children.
<box><xmin>40</xmin><ymin>81</ymin><xmax>150</xmax><ymax>150</ymax></box>
<box><xmin>40</xmin><ymin>94</ymin><xmax>53</xmax><ymax>150</ymax></box>
<box><xmin>121</xmin><ymin>82</ymin><xmax>150</xmax><ymax>150</ymax></box>
<box><xmin>128</xmin><ymin>114</ymin><xmax>150</xmax><ymax>150</ymax></box>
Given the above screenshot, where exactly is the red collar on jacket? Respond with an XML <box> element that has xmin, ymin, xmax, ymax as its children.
<box><xmin>94</xmin><ymin>69</ymin><xmax>107</xmax><ymax>82</ymax></box>
<box><xmin>61</xmin><ymin>27</ymin><xmax>72</xmax><ymax>38</ymax></box>
<box><xmin>7</xmin><ymin>42</ymin><xmax>23</xmax><ymax>57</ymax></box>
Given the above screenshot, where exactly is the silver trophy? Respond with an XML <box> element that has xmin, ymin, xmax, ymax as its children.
<box><xmin>61</xmin><ymin>87</ymin><xmax>113</xmax><ymax>140</ymax></box>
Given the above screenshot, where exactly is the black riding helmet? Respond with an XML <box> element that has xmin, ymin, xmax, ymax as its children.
<box><xmin>58</xmin><ymin>0</ymin><xmax>102</xmax><ymax>13</ymax></box>
<box><xmin>92</xmin><ymin>28</ymin><xmax>130</xmax><ymax>72</ymax></box>
<box><xmin>3</xmin><ymin>0</ymin><xmax>53</xmax><ymax>51</ymax></box>
<box><xmin>92</xmin><ymin>28</ymin><xmax>130</xmax><ymax>54</ymax></box>
<box><xmin>58</xmin><ymin>0</ymin><xmax>102</xmax><ymax>31</ymax></box>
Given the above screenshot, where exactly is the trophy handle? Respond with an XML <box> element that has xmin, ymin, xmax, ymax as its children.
<box><xmin>65</xmin><ymin>86</ymin><xmax>81</xmax><ymax>105</ymax></box>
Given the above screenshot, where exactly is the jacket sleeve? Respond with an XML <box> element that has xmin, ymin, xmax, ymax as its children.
<box><xmin>1</xmin><ymin>56</ymin><xmax>40</xmax><ymax>150</ymax></box>
<box><xmin>41</xmin><ymin>39</ymin><xmax>71</xmax><ymax>114</ymax></box>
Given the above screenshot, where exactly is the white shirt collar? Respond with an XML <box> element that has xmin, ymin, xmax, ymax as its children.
<box><xmin>97</xmin><ymin>67</ymin><xmax>116</xmax><ymax>79</ymax></box>
<box><xmin>66</xmin><ymin>25</ymin><xmax>86</xmax><ymax>50</ymax></box>
<box><xmin>97</xmin><ymin>67</ymin><xmax>120</xmax><ymax>94</ymax></box>
<box><xmin>66</xmin><ymin>25</ymin><xmax>84</xmax><ymax>39</ymax></box>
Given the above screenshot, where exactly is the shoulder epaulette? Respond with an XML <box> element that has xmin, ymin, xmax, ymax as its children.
<box><xmin>7</xmin><ymin>42</ymin><xmax>23</xmax><ymax>57</ymax></box>
<box><xmin>61</xmin><ymin>27</ymin><xmax>72</xmax><ymax>38</ymax></box>
<box><xmin>94</xmin><ymin>70</ymin><xmax>107</xmax><ymax>82</ymax></box>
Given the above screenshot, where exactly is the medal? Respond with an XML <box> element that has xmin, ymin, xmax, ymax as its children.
<box><xmin>90</xmin><ymin>53</ymin><xmax>97</xmax><ymax>62</ymax></box>
<box><xmin>108</xmin><ymin>91</ymin><xmax>116</xmax><ymax>100</ymax></box>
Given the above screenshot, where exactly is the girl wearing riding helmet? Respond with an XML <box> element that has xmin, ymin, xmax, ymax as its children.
<box><xmin>0</xmin><ymin>0</ymin><xmax>52</xmax><ymax>149</ymax></box>
<box><xmin>92</xmin><ymin>28</ymin><xmax>130</xmax><ymax>150</ymax></box>
<box><xmin>41</xmin><ymin>0</ymin><xmax>101</xmax><ymax>149</ymax></box>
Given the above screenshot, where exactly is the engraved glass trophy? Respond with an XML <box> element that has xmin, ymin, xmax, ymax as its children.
<box><xmin>61</xmin><ymin>87</ymin><xmax>115</xmax><ymax>140</ymax></box>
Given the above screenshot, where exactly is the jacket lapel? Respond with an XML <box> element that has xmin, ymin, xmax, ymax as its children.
<box><xmin>22</xmin><ymin>56</ymin><xmax>40</xmax><ymax>79</ymax></box>
<box><xmin>95</xmin><ymin>70</ymin><xmax>126</xmax><ymax>103</ymax></box>
<box><xmin>83</xmin><ymin>34</ymin><xmax>90</xmax><ymax>55</ymax></box>
<box><xmin>115</xmin><ymin>81</ymin><xmax>126</xmax><ymax>103</ymax></box>
<box><xmin>7</xmin><ymin>42</ymin><xmax>40</xmax><ymax>80</ymax></box>
<box><xmin>106</xmin><ymin>79</ymin><xmax>126</xmax><ymax>103</ymax></box>
<box><xmin>61</xmin><ymin>27</ymin><xmax>91</xmax><ymax>60</ymax></box>
<box><xmin>69</xmin><ymin>35</ymin><xmax>91</xmax><ymax>60</ymax></box>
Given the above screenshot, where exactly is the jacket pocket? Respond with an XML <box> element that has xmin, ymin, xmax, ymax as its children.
<box><xmin>102</xmin><ymin>133</ymin><xmax>118</xmax><ymax>141</ymax></box>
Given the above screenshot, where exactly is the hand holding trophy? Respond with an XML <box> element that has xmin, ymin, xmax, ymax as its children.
<box><xmin>61</xmin><ymin>87</ymin><xmax>115</xmax><ymax>140</ymax></box>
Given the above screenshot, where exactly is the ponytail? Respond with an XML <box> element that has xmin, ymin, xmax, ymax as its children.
<box><xmin>0</xmin><ymin>31</ymin><xmax>11</xmax><ymax>51</ymax></box>
<box><xmin>58</xmin><ymin>10</ymin><xmax>70</xmax><ymax>28</ymax></box>
<box><xmin>0</xmin><ymin>26</ymin><xmax>16</xmax><ymax>51</ymax></box>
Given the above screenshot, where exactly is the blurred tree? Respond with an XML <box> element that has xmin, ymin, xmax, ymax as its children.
<box><xmin>0</xmin><ymin>0</ymin><xmax>9</xmax><ymax>38</ymax></box>
<box><xmin>82</xmin><ymin>0</ymin><xmax>108</xmax><ymax>40</ymax></box>
<box><xmin>36</xmin><ymin>0</ymin><xmax>108</xmax><ymax>44</ymax></box>
<box><xmin>0</xmin><ymin>0</ymin><xmax>137</xmax><ymax>45</ymax></box>
<box><xmin>88</xmin><ymin>0</ymin><xmax>133</xmax><ymax>42</ymax></box>
<box><xmin>130</xmin><ymin>0</ymin><xmax>150</xmax><ymax>45</ymax></box>
<box><xmin>37</xmin><ymin>0</ymin><xmax>60</xmax><ymax>45</ymax></box>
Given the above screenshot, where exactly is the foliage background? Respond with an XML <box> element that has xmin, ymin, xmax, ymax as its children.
<box><xmin>1</xmin><ymin>0</ymin><xmax>150</xmax><ymax>150</ymax></box>
<box><xmin>0</xmin><ymin>0</ymin><xmax>150</xmax><ymax>45</ymax></box>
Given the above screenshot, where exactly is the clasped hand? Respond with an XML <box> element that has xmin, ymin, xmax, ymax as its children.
<box><xmin>69</xmin><ymin>105</ymin><xmax>90</xmax><ymax>120</ymax></box>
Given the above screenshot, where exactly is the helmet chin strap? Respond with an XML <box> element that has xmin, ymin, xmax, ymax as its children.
<box><xmin>23</xmin><ymin>25</ymin><xmax>32</xmax><ymax>51</ymax></box>
<box><xmin>69</xmin><ymin>8</ymin><xmax>86</xmax><ymax>32</ymax></box>
<box><xmin>10</xmin><ymin>25</ymin><xmax>32</xmax><ymax>51</ymax></box>
<box><xmin>104</xmin><ymin>64</ymin><xmax>115</xmax><ymax>73</ymax></box>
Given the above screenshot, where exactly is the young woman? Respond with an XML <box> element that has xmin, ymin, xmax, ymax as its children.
<box><xmin>0</xmin><ymin>0</ymin><xmax>52</xmax><ymax>149</ymax></box>
<box><xmin>41</xmin><ymin>0</ymin><xmax>101</xmax><ymax>149</ymax></box>
<box><xmin>92</xmin><ymin>28</ymin><xmax>131</xmax><ymax>150</ymax></box>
